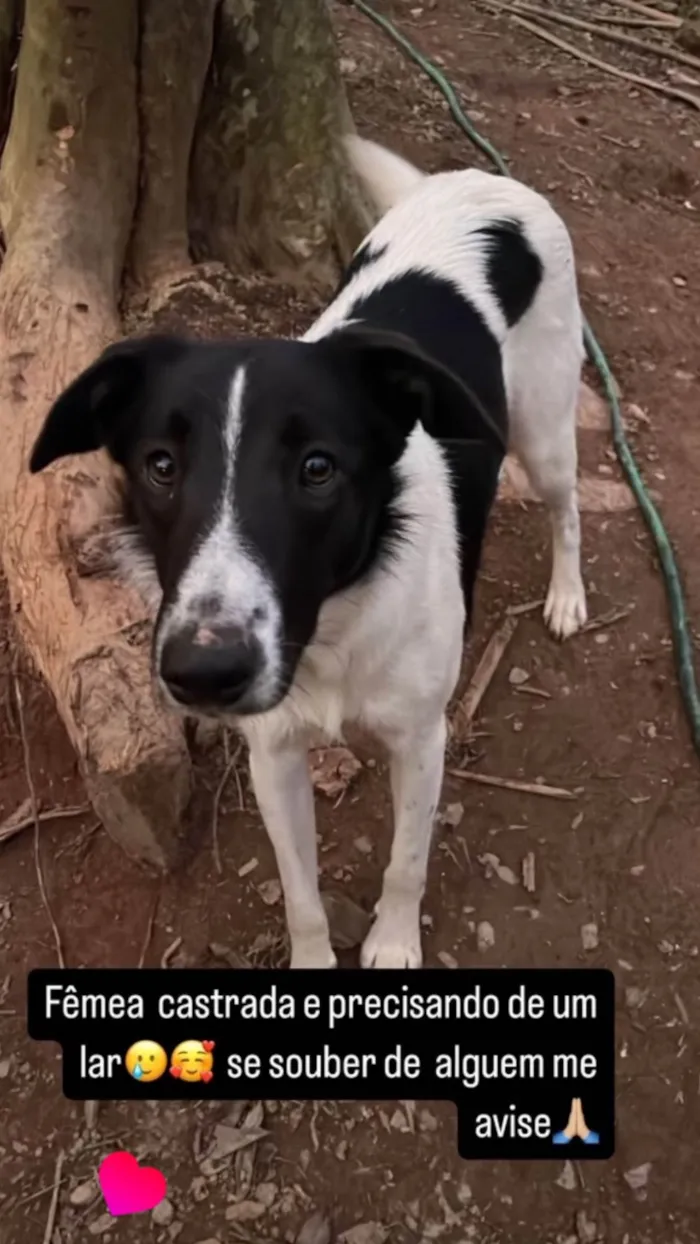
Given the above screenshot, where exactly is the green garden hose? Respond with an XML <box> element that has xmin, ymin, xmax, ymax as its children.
<box><xmin>352</xmin><ymin>0</ymin><xmax>700</xmax><ymax>755</ymax></box>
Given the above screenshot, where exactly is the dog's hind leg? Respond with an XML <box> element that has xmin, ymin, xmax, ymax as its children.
<box><xmin>505</xmin><ymin>323</ymin><xmax>587</xmax><ymax>640</ymax></box>
<box><xmin>361</xmin><ymin>714</ymin><xmax>447</xmax><ymax>969</ymax></box>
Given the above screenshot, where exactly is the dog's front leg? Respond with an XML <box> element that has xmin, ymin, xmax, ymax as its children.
<box><xmin>248</xmin><ymin>737</ymin><xmax>336</xmax><ymax>969</ymax></box>
<box><xmin>361</xmin><ymin>715</ymin><xmax>447</xmax><ymax>969</ymax></box>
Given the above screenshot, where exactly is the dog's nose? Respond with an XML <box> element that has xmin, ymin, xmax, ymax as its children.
<box><xmin>160</xmin><ymin>625</ymin><xmax>261</xmax><ymax>708</ymax></box>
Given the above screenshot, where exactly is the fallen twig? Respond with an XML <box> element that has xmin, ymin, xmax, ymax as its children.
<box><xmin>514</xmin><ymin>684</ymin><xmax>552</xmax><ymax>699</ymax></box>
<box><xmin>0</xmin><ymin>799</ymin><xmax>91</xmax><ymax>846</ymax></box>
<box><xmin>503</xmin><ymin>13</ymin><xmax>700</xmax><ymax>110</ymax></box>
<box><xmin>451</xmin><ymin>615</ymin><xmax>519</xmax><ymax>741</ymax></box>
<box><xmin>582</xmin><ymin>604</ymin><xmax>634</xmax><ymax>631</ymax></box>
<box><xmin>603</xmin><ymin>0</ymin><xmax>681</xmax><ymax>25</ymax></box>
<box><xmin>506</xmin><ymin>598</ymin><xmax>545</xmax><ymax>616</ymax></box>
<box><xmin>42</xmin><ymin>1149</ymin><xmax>65</xmax><ymax>1244</ymax></box>
<box><xmin>161</xmin><ymin>936</ymin><xmax>182</xmax><ymax>968</ymax></box>
<box><xmin>448</xmin><ymin>768</ymin><xmax>577</xmax><ymax>800</ymax></box>
<box><xmin>212</xmin><ymin>731</ymin><xmax>244</xmax><ymax>875</ymax></box>
<box><xmin>14</xmin><ymin>674</ymin><xmax>65</xmax><ymax>968</ymax></box>
<box><xmin>137</xmin><ymin>890</ymin><xmax>160</xmax><ymax>969</ymax></box>
<box><xmin>489</xmin><ymin>1</ymin><xmax>700</xmax><ymax>73</ymax></box>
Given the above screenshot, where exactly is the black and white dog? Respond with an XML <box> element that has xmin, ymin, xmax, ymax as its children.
<box><xmin>30</xmin><ymin>137</ymin><xmax>586</xmax><ymax>970</ymax></box>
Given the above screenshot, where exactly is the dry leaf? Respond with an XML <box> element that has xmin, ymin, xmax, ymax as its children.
<box><xmin>624</xmin><ymin>1162</ymin><xmax>651</xmax><ymax>1191</ymax></box>
<box><xmin>556</xmin><ymin>1160</ymin><xmax>576</xmax><ymax>1190</ymax></box>
<box><xmin>479</xmin><ymin>852</ymin><xmax>518</xmax><ymax>885</ymax></box>
<box><xmin>438</xmin><ymin>802</ymin><xmax>464</xmax><ymax>828</ymax></box>
<box><xmin>297</xmin><ymin>1211</ymin><xmax>332</xmax><ymax>1244</ymax></box>
<box><xmin>437</xmin><ymin>950</ymin><xmax>458</xmax><ymax>968</ymax></box>
<box><xmin>321</xmin><ymin>891</ymin><xmax>371</xmax><ymax>950</ymax></box>
<box><xmin>225</xmin><ymin>1200</ymin><xmax>267</xmax><ymax>1223</ymax></box>
<box><xmin>258</xmin><ymin>879</ymin><xmax>282</xmax><ymax>906</ymax></box>
<box><xmin>341</xmin><ymin>1224</ymin><xmax>388</xmax><ymax>1244</ymax></box>
<box><xmin>310</xmin><ymin>747</ymin><xmax>362</xmax><ymax>799</ymax></box>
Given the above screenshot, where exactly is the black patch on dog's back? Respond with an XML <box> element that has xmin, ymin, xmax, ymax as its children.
<box><xmin>345</xmin><ymin>269</ymin><xmax>507</xmax><ymax>620</ymax></box>
<box><xmin>478</xmin><ymin>218</ymin><xmax>543</xmax><ymax>327</ymax></box>
<box><xmin>336</xmin><ymin>240</ymin><xmax>388</xmax><ymax>294</ymax></box>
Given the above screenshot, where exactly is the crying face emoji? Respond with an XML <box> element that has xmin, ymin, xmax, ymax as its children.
<box><xmin>169</xmin><ymin>1040</ymin><xmax>215</xmax><ymax>1083</ymax></box>
<box><xmin>125</xmin><ymin>1041</ymin><xmax>168</xmax><ymax>1083</ymax></box>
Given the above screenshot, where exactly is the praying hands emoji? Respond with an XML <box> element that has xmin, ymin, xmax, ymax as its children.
<box><xmin>553</xmin><ymin>1097</ymin><xmax>600</xmax><ymax>1146</ymax></box>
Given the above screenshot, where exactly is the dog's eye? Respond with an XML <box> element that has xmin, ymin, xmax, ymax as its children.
<box><xmin>301</xmin><ymin>452</ymin><xmax>335</xmax><ymax>489</ymax></box>
<box><xmin>145</xmin><ymin>449</ymin><xmax>177</xmax><ymax>489</ymax></box>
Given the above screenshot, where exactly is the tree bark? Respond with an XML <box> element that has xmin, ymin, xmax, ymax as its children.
<box><xmin>0</xmin><ymin>0</ymin><xmax>17</xmax><ymax>138</ymax></box>
<box><xmin>0</xmin><ymin>0</ymin><xmax>191</xmax><ymax>870</ymax></box>
<box><xmin>0</xmin><ymin>0</ymin><xmax>372</xmax><ymax>871</ymax></box>
<box><xmin>189</xmin><ymin>0</ymin><xmax>375</xmax><ymax>289</ymax></box>
<box><xmin>129</xmin><ymin>0</ymin><xmax>217</xmax><ymax>287</ymax></box>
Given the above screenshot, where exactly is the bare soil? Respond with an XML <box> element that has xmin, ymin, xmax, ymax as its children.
<box><xmin>1</xmin><ymin>2</ymin><xmax>700</xmax><ymax>1242</ymax></box>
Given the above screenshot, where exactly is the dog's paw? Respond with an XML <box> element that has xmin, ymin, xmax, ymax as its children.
<box><xmin>544</xmin><ymin>576</ymin><xmax>587</xmax><ymax>640</ymax></box>
<box><xmin>289</xmin><ymin>932</ymin><xmax>337</xmax><ymax>969</ymax></box>
<box><xmin>361</xmin><ymin>907</ymin><xmax>423</xmax><ymax>969</ymax></box>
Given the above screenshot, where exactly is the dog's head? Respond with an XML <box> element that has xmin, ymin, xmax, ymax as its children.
<box><xmin>30</xmin><ymin>330</ymin><xmax>501</xmax><ymax>718</ymax></box>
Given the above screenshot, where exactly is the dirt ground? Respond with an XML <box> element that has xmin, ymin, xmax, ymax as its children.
<box><xmin>2</xmin><ymin>1</ymin><xmax>700</xmax><ymax>1241</ymax></box>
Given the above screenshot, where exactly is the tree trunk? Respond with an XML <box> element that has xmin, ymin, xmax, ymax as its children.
<box><xmin>0</xmin><ymin>0</ymin><xmax>17</xmax><ymax>136</ymax></box>
<box><xmin>0</xmin><ymin>0</ymin><xmax>191</xmax><ymax>869</ymax></box>
<box><xmin>129</xmin><ymin>0</ymin><xmax>217</xmax><ymax>288</ymax></box>
<box><xmin>189</xmin><ymin>0</ymin><xmax>374</xmax><ymax>288</ymax></box>
<box><xmin>0</xmin><ymin>0</ymin><xmax>369</xmax><ymax>869</ymax></box>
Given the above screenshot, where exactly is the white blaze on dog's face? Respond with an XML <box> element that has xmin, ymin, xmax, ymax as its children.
<box><xmin>29</xmin><ymin>331</ymin><xmax>483</xmax><ymax>718</ymax></box>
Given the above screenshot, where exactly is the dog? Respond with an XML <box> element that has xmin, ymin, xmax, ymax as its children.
<box><xmin>29</xmin><ymin>136</ymin><xmax>586</xmax><ymax>970</ymax></box>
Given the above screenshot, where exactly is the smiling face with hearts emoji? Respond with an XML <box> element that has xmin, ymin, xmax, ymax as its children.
<box><xmin>169</xmin><ymin>1039</ymin><xmax>215</xmax><ymax>1083</ymax></box>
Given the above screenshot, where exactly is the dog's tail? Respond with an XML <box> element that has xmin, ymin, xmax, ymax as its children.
<box><xmin>343</xmin><ymin>135</ymin><xmax>425</xmax><ymax>218</ymax></box>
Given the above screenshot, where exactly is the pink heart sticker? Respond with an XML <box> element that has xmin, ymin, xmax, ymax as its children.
<box><xmin>98</xmin><ymin>1151</ymin><xmax>167</xmax><ymax>1217</ymax></box>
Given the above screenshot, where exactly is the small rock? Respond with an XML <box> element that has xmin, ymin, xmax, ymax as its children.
<box><xmin>456</xmin><ymin>1178</ymin><xmax>472</xmax><ymax>1204</ymax></box>
<box><xmin>225</xmin><ymin>1200</ymin><xmax>267</xmax><ymax>1223</ymax></box>
<box><xmin>258</xmin><ymin>879</ymin><xmax>282</xmax><ymax>906</ymax></box>
<box><xmin>341</xmin><ymin>1225</ymin><xmax>388</xmax><ymax>1244</ymax></box>
<box><xmin>437</xmin><ymin>950</ymin><xmax>458</xmax><ymax>969</ymax></box>
<box><xmin>625</xmin><ymin>986</ymin><xmax>647</xmax><ymax>1010</ymax></box>
<box><xmin>624</xmin><ymin>1162</ymin><xmax>651</xmax><ymax>1193</ymax></box>
<box><xmin>439</xmin><ymin>802</ymin><xmax>464</xmax><ymax>828</ymax></box>
<box><xmin>477</xmin><ymin>921</ymin><xmax>495</xmax><ymax>952</ymax></box>
<box><xmin>254</xmin><ymin>1182</ymin><xmax>278</xmax><ymax>1208</ymax></box>
<box><xmin>418</xmin><ymin>1108</ymin><xmax>438</xmax><ymax>1132</ymax></box>
<box><xmin>88</xmin><ymin>1213</ymin><xmax>114</xmax><ymax>1236</ymax></box>
<box><xmin>0</xmin><ymin>1058</ymin><xmax>12</xmax><ymax>1080</ymax></box>
<box><xmin>238</xmin><ymin>856</ymin><xmax>258</xmax><ymax>878</ymax></box>
<box><xmin>576</xmin><ymin>1209</ymin><xmax>597</xmax><ymax>1243</ymax></box>
<box><xmin>354</xmin><ymin>835</ymin><xmax>373</xmax><ymax>855</ymax></box>
<box><xmin>581</xmin><ymin>922</ymin><xmax>599</xmax><ymax>951</ymax></box>
<box><xmin>190</xmin><ymin>1175</ymin><xmax>209</xmax><ymax>1202</ymax></box>
<box><xmin>556</xmin><ymin>1160</ymin><xmax>577</xmax><ymax>1190</ymax></box>
<box><xmin>297</xmin><ymin>1212</ymin><xmax>332</xmax><ymax>1244</ymax></box>
<box><xmin>70</xmin><ymin>1180</ymin><xmax>97</xmax><ymax>1207</ymax></box>
<box><xmin>521</xmin><ymin>851</ymin><xmax>536</xmax><ymax>893</ymax></box>
<box><xmin>335</xmin><ymin>1138</ymin><xmax>349</xmax><ymax>1160</ymax></box>
<box><xmin>152</xmin><ymin>1199</ymin><xmax>174</xmax><ymax>1227</ymax></box>
<box><xmin>508</xmin><ymin>666</ymin><xmax>530</xmax><ymax>686</ymax></box>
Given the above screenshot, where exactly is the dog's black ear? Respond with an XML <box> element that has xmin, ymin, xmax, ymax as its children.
<box><xmin>325</xmin><ymin>325</ymin><xmax>506</xmax><ymax>458</ymax></box>
<box><xmin>29</xmin><ymin>335</ymin><xmax>191</xmax><ymax>473</ymax></box>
